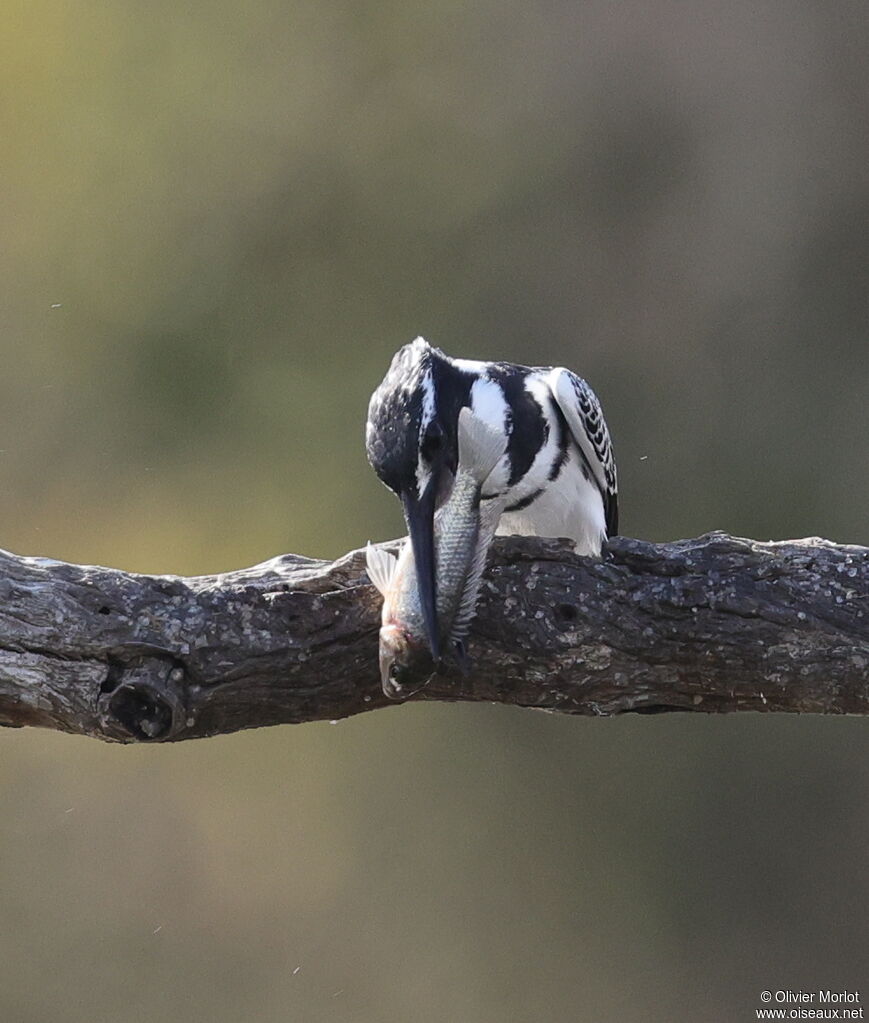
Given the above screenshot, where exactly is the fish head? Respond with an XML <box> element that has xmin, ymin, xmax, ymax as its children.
<box><xmin>379</xmin><ymin>623</ymin><xmax>437</xmax><ymax>700</ymax></box>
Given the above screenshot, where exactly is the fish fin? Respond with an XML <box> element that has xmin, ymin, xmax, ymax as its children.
<box><xmin>446</xmin><ymin>510</ymin><xmax>500</xmax><ymax>647</ymax></box>
<box><xmin>457</xmin><ymin>407</ymin><xmax>508</xmax><ymax>486</ymax></box>
<box><xmin>365</xmin><ymin>542</ymin><xmax>397</xmax><ymax>596</ymax></box>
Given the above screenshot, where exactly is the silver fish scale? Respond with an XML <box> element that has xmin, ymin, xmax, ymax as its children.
<box><xmin>381</xmin><ymin>455</ymin><xmax>493</xmax><ymax>655</ymax></box>
<box><xmin>431</xmin><ymin>465</ymin><xmax>488</xmax><ymax>646</ymax></box>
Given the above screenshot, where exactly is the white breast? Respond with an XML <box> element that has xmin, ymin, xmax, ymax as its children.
<box><xmin>497</xmin><ymin>450</ymin><xmax>606</xmax><ymax>556</ymax></box>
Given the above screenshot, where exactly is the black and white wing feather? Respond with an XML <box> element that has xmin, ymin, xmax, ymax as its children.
<box><xmin>548</xmin><ymin>368</ymin><xmax>618</xmax><ymax>537</ymax></box>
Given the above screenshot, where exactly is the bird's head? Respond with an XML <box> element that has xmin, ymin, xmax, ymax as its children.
<box><xmin>366</xmin><ymin>337</ymin><xmax>461</xmax><ymax>660</ymax></box>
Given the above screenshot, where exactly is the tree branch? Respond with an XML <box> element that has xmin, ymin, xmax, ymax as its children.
<box><xmin>0</xmin><ymin>532</ymin><xmax>865</xmax><ymax>742</ymax></box>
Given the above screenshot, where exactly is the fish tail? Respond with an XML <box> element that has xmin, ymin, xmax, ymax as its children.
<box><xmin>456</xmin><ymin>407</ymin><xmax>507</xmax><ymax>485</ymax></box>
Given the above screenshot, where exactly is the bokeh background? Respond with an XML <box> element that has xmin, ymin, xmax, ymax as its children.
<box><xmin>1</xmin><ymin>2</ymin><xmax>867</xmax><ymax>1020</ymax></box>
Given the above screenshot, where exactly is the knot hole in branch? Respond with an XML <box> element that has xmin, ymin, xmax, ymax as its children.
<box><xmin>555</xmin><ymin>603</ymin><xmax>579</xmax><ymax>625</ymax></box>
<box><xmin>100</xmin><ymin>655</ymin><xmax>187</xmax><ymax>742</ymax></box>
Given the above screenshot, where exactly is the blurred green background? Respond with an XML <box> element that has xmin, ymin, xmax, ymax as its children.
<box><xmin>1</xmin><ymin>2</ymin><xmax>867</xmax><ymax>1020</ymax></box>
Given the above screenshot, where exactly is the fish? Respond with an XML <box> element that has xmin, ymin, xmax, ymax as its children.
<box><xmin>366</xmin><ymin>407</ymin><xmax>507</xmax><ymax>699</ymax></box>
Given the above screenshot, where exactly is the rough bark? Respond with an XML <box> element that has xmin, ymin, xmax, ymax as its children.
<box><xmin>0</xmin><ymin>532</ymin><xmax>865</xmax><ymax>743</ymax></box>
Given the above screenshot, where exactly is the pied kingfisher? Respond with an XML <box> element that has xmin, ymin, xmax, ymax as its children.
<box><xmin>366</xmin><ymin>336</ymin><xmax>618</xmax><ymax>658</ymax></box>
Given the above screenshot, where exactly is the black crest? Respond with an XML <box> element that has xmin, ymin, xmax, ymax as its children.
<box><xmin>366</xmin><ymin>339</ymin><xmax>436</xmax><ymax>495</ymax></box>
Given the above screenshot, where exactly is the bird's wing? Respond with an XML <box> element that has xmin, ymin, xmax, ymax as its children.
<box><xmin>548</xmin><ymin>368</ymin><xmax>618</xmax><ymax>537</ymax></box>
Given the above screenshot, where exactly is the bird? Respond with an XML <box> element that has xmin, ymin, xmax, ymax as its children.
<box><xmin>365</xmin><ymin>336</ymin><xmax>618</xmax><ymax>660</ymax></box>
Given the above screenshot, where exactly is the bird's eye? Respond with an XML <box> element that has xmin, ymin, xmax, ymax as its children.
<box><xmin>420</xmin><ymin>420</ymin><xmax>445</xmax><ymax>461</ymax></box>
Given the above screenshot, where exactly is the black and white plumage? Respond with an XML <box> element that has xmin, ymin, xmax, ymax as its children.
<box><xmin>366</xmin><ymin>336</ymin><xmax>618</xmax><ymax>657</ymax></box>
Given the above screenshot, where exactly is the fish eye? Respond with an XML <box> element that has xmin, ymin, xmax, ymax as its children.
<box><xmin>389</xmin><ymin>662</ymin><xmax>417</xmax><ymax>689</ymax></box>
<box><xmin>420</xmin><ymin>420</ymin><xmax>445</xmax><ymax>461</ymax></box>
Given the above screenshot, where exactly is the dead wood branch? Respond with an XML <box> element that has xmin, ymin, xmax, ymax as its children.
<box><xmin>0</xmin><ymin>532</ymin><xmax>865</xmax><ymax>742</ymax></box>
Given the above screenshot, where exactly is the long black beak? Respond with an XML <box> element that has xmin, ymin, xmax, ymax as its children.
<box><xmin>403</xmin><ymin>484</ymin><xmax>440</xmax><ymax>660</ymax></box>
